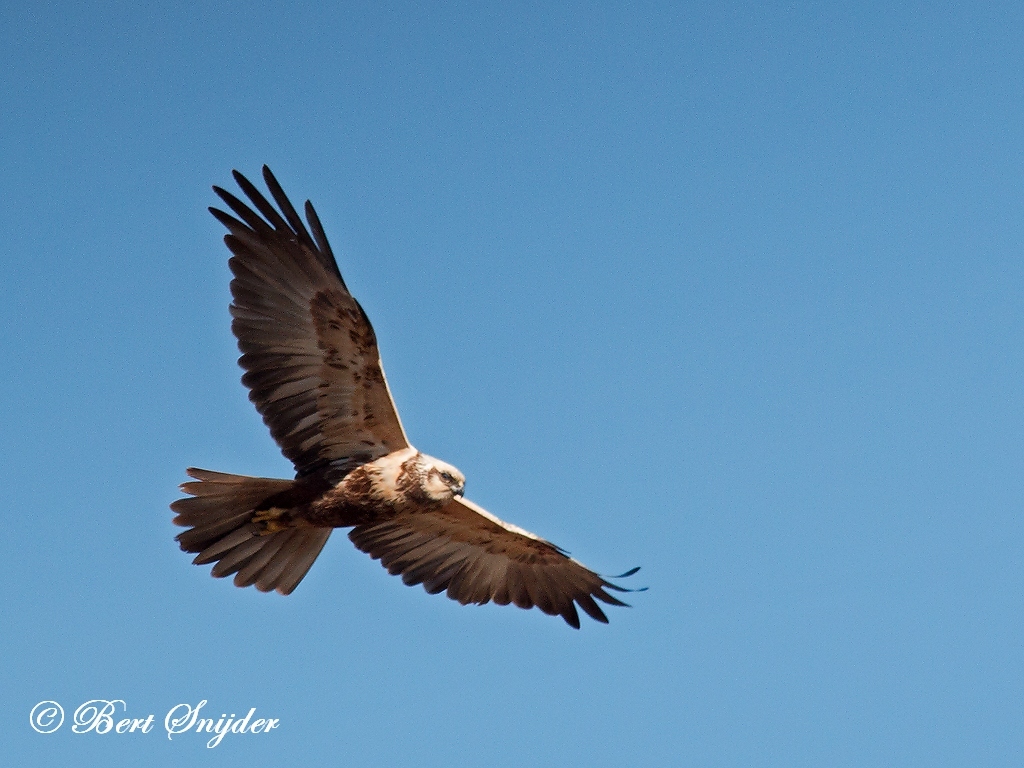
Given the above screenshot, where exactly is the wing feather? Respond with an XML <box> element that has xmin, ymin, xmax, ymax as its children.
<box><xmin>210</xmin><ymin>166</ymin><xmax>410</xmax><ymax>475</ymax></box>
<box><xmin>348</xmin><ymin>497</ymin><xmax>638</xmax><ymax>628</ymax></box>
<box><xmin>226</xmin><ymin>171</ymin><xmax>291</xmax><ymax>232</ymax></box>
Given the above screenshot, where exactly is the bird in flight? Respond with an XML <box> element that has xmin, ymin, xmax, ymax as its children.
<box><xmin>172</xmin><ymin>166</ymin><xmax>640</xmax><ymax>628</ymax></box>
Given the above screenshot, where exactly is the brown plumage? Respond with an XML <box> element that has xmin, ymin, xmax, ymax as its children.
<box><xmin>171</xmin><ymin>166</ymin><xmax>641</xmax><ymax>628</ymax></box>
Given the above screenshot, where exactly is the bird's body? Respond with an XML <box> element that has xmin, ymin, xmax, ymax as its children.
<box><xmin>247</xmin><ymin>448</ymin><xmax>462</xmax><ymax>531</ymax></box>
<box><xmin>172</xmin><ymin>167</ymin><xmax>639</xmax><ymax>628</ymax></box>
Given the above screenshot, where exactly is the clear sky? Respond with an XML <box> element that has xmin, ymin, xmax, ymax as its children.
<box><xmin>3</xmin><ymin>1</ymin><xmax>1023</xmax><ymax>765</ymax></box>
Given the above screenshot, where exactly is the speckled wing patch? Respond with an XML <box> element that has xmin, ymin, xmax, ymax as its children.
<box><xmin>311</xmin><ymin>288</ymin><xmax>410</xmax><ymax>468</ymax></box>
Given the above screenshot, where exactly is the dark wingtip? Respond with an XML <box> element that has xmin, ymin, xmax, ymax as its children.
<box><xmin>230</xmin><ymin>170</ymin><xmax>257</xmax><ymax>198</ymax></box>
<box><xmin>575</xmin><ymin>593</ymin><xmax>610</xmax><ymax>624</ymax></box>
<box><xmin>208</xmin><ymin>206</ymin><xmax>235</xmax><ymax>228</ymax></box>
<box><xmin>603</xmin><ymin>584</ymin><xmax>646</xmax><ymax>594</ymax></box>
<box><xmin>211</xmin><ymin>187</ymin><xmax>238</xmax><ymax>214</ymax></box>
<box><xmin>261</xmin><ymin>164</ymin><xmax>279</xmax><ymax>188</ymax></box>
<box><xmin>601</xmin><ymin>566</ymin><xmax>647</xmax><ymax>594</ymax></box>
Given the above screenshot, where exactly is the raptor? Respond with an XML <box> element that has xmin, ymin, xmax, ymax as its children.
<box><xmin>172</xmin><ymin>167</ymin><xmax>640</xmax><ymax>628</ymax></box>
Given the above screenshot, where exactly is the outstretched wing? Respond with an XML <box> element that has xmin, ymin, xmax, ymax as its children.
<box><xmin>348</xmin><ymin>497</ymin><xmax>640</xmax><ymax>628</ymax></box>
<box><xmin>210</xmin><ymin>166</ymin><xmax>410</xmax><ymax>477</ymax></box>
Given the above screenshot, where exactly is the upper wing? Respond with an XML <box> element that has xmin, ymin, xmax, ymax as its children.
<box><xmin>348</xmin><ymin>496</ymin><xmax>640</xmax><ymax>628</ymax></box>
<box><xmin>210</xmin><ymin>166</ymin><xmax>410</xmax><ymax>477</ymax></box>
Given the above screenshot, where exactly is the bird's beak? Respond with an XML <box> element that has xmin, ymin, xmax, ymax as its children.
<box><xmin>454</xmin><ymin>485</ymin><xmax>465</xmax><ymax>498</ymax></box>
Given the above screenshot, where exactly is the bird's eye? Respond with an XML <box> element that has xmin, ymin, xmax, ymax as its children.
<box><xmin>440</xmin><ymin>471</ymin><xmax>453</xmax><ymax>483</ymax></box>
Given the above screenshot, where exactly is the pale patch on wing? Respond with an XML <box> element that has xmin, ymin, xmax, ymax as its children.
<box><xmin>348</xmin><ymin>496</ymin><xmax>636</xmax><ymax>628</ymax></box>
<box><xmin>456</xmin><ymin>497</ymin><xmax>548</xmax><ymax>542</ymax></box>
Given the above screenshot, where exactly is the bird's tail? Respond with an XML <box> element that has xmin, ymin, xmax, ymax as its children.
<box><xmin>171</xmin><ymin>468</ymin><xmax>332</xmax><ymax>595</ymax></box>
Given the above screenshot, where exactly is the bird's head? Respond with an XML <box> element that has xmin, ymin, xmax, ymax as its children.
<box><xmin>417</xmin><ymin>454</ymin><xmax>466</xmax><ymax>502</ymax></box>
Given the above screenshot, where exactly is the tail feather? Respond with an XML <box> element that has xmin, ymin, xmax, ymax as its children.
<box><xmin>176</xmin><ymin>511</ymin><xmax>253</xmax><ymax>553</ymax></box>
<box><xmin>256</xmin><ymin>531</ymin><xmax>311</xmax><ymax>591</ymax></box>
<box><xmin>194</xmin><ymin>525</ymin><xmax>256</xmax><ymax>564</ymax></box>
<box><xmin>172</xmin><ymin>467</ymin><xmax>332</xmax><ymax>595</ymax></box>
<box><xmin>233</xmin><ymin>531</ymin><xmax>294</xmax><ymax>585</ymax></box>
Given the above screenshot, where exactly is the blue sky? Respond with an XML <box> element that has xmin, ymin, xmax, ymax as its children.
<box><xmin>3</xmin><ymin>1</ymin><xmax>1023</xmax><ymax>765</ymax></box>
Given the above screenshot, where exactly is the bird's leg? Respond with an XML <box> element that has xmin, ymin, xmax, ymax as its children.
<box><xmin>251</xmin><ymin>507</ymin><xmax>293</xmax><ymax>535</ymax></box>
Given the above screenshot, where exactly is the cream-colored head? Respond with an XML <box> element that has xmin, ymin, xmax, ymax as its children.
<box><xmin>415</xmin><ymin>453</ymin><xmax>466</xmax><ymax>502</ymax></box>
